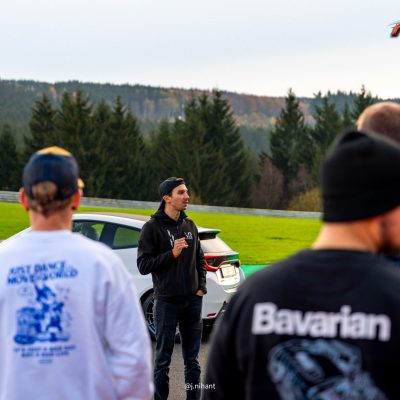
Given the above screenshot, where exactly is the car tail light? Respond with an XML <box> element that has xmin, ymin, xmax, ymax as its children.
<box><xmin>205</xmin><ymin>256</ymin><xmax>221</xmax><ymax>271</ymax></box>
<box><xmin>204</xmin><ymin>255</ymin><xmax>240</xmax><ymax>271</ymax></box>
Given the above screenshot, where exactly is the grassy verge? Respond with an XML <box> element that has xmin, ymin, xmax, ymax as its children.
<box><xmin>0</xmin><ymin>202</ymin><xmax>321</xmax><ymax>265</ymax></box>
<box><xmin>241</xmin><ymin>264</ymin><xmax>269</xmax><ymax>278</ymax></box>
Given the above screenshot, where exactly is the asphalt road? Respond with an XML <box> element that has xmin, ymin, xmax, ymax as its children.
<box><xmin>152</xmin><ymin>334</ymin><xmax>211</xmax><ymax>400</ymax></box>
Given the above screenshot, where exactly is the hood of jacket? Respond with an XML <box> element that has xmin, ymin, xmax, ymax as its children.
<box><xmin>151</xmin><ymin>209</ymin><xmax>188</xmax><ymax>225</ymax></box>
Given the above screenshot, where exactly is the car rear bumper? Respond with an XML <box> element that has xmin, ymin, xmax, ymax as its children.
<box><xmin>201</xmin><ymin>267</ymin><xmax>245</xmax><ymax>320</ymax></box>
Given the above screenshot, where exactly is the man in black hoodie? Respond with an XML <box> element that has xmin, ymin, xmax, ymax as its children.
<box><xmin>138</xmin><ymin>177</ymin><xmax>206</xmax><ymax>400</ymax></box>
<box><xmin>204</xmin><ymin>131</ymin><xmax>400</xmax><ymax>399</ymax></box>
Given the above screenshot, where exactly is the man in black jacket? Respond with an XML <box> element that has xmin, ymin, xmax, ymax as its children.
<box><xmin>138</xmin><ymin>177</ymin><xmax>206</xmax><ymax>400</ymax></box>
<box><xmin>204</xmin><ymin>131</ymin><xmax>400</xmax><ymax>399</ymax></box>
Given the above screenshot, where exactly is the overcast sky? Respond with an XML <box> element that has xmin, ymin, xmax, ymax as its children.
<box><xmin>1</xmin><ymin>0</ymin><xmax>399</xmax><ymax>98</ymax></box>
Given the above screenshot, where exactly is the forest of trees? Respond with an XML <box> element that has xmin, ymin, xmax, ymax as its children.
<box><xmin>0</xmin><ymin>79</ymin><xmax>386</xmax><ymax>153</ymax></box>
<box><xmin>0</xmin><ymin>79</ymin><xmax>286</xmax><ymax>152</ymax></box>
<box><xmin>0</xmin><ymin>85</ymin><xmax>382</xmax><ymax>210</ymax></box>
<box><xmin>253</xmin><ymin>86</ymin><xmax>376</xmax><ymax>210</ymax></box>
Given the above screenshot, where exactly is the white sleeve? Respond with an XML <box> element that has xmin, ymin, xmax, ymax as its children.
<box><xmin>104</xmin><ymin>260</ymin><xmax>154</xmax><ymax>400</ymax></box>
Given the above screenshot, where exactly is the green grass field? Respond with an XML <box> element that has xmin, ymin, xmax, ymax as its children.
<box><xmin>0</xmin><ymin>202</ymin><xmax>321</xmax><ymax>265</ymax></box>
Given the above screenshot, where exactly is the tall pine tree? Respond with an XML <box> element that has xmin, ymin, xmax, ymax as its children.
<box><xmin>54</xmin><ymin>91</ymin><xmax>95</xmax><ymax>192</ymax></box>
<box><xmin>24</xmin><ymin>94</ymin><xmax>56</xmax><ymax>162</ymax></box>
<box><xmin>351</xmin><ymin>85</ymin><xmax>376</xmax><ymax>121</ymax></box>
<box><xmin>168</xmin><ymin>91</ymin><xmax>254</xmax><ymax>206</ymax></box>
<box><xmin>203</xmin><ymin>91</ymin><xmax>254</xmax><ymax>206</ymax></box>
<box><xmin>86</xmin><ymin>100</ymin><xmax>113</xmax><ymax>196</ymax></box>
<box><xmin>270</xmin><ymin>89</ymin><xmax>309</xmax><ymax>181</ymax></box>
<box><xmin>0</xmin><ymin>124</ymin><xmax>20</xmax><ymax>190</ymax></box>
<box><xmin>99</xmin><ymin>97</ymin><xmax>148</xmax><ymax>200</ymax></box>
<box><xmin>311</xmin><ymin>96</ymin><xmax>342</xmax><ymax>181</ymax></box>
<box><xmin>149</xmin><ymin>91</ymin><xmax>254</xmax><ymax>206</ymax></box>
<box><xmin>341</xmin><ymin>101</ymin><xmax>354</xmax><ymax>131</ymax></box>
<box><xmin>175</xmin><ymin>97</ymin><xmax>222</xmax><ymax>204</ymax></box>
<box><xmin>147</xmin><ymin>120</ymin><xmax>179</xmax><ymax>200</ymax></box>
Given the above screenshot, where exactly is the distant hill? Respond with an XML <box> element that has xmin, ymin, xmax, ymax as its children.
<box><xmin>0</xmin><ymin>79</ymin><xmax>390</xmax><ymax>154</ymax></box>
<box><xmin>0</xmin><ymin>79</ymin><xmax>284</xmax><ymax>127</ymax></box>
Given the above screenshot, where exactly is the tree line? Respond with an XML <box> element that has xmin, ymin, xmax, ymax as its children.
<box><xmin>253</xmin><ymin>86</ymin><xmax>376</xmax><ymax>210</ymax></box>
<box><xmin>0</xmin><ymin>79</ymin><xmax>284</xmax><ymax>147</ymax></box>
<box><xmin>0</xmin><ymin>80</ymin><xmax>379</xmax><ymax>152</ymax></box>
<box><xmin>0</xmin><ymin>90</ymin><xmax>253</xmax><ymax>206</ymax></box>
<box><xmin>0</xmin><ymin>87</ymin><xmax>378</xmax><ymax>210</ymax></box>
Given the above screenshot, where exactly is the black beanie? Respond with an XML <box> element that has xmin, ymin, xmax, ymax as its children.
<box><xmin>322</xmin><ymin>130</ymin><xmax>400</xmax><ymax>222</ymax></box>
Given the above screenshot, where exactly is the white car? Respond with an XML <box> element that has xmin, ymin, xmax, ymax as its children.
<box><xmin>71</xmin><ymin>212</ymin><xmax>245</xmax><ymax>339</ymax></box>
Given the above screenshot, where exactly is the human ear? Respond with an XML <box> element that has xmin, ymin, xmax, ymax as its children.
<box><xmin>19</xmin><ymin>188</ymin><xmax>29</xmax><ymax>211</ymax></box>
<box><xmin>71</xmin><ymin>190</ymin><xmax>82</xmax><ymax>211</ymax></box>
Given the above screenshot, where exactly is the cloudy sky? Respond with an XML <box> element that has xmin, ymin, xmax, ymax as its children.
<box><xmin>1</xmin><ymin>0</ymin><xmax>399</xmax><ymax>98</ymax></box>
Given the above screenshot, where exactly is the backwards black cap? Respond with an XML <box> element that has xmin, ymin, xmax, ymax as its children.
<box><xmin>159</xmin><ymin>177</ymin><xmax>186</xmax><ymax>198</ymax></box>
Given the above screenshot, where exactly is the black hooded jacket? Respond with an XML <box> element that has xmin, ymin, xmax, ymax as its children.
<box><xmin>137</xmin><ymin>209</ymin><xmax>207</xmax><ymax>301</ymax></box>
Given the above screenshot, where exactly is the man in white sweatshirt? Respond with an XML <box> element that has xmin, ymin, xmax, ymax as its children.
<box><xmin>0</xmin><ymin>146</ymin><xmax>153</xmax><ymax>400</ymax></box>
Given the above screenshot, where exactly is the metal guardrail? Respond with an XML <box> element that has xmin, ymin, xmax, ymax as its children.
<box><xmin>0</xmin><ymin>190</ymin><xmax>321</xmax><ymax>220</ymax></box>
<box><xmin>0</xmin><ymin>191</ymin><xmax>19</xmax><ymax>203</ymax></box>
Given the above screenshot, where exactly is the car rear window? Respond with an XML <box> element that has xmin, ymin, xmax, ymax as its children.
<box><xmin>72</xmin><ymin>221</ymin><xmax>104</xmax><ymax>241</ymax></box>
<box><xmin>73</xmin><ymin>220</ymin><xmax>140</xmax><ymax>249</ymax></box>
<box><xmin>200</xmin><ymin>236</ymin><xmax>233</xmax><ymax>253</ymax></box>
<box><xmin>112</xmin><ymin>226</ymin><xmax>140</xmax><ymax>249</ymax></box>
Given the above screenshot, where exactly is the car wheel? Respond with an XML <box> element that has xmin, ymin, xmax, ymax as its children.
<box><xmin>141</xmin><ymin>291</ymin><xmax>180</xmax><ymax>342</ymax></box>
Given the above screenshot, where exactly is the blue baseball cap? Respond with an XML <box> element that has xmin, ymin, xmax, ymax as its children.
<box><xmin>23</xmin><ymin>146</ymin><xmax>84</xmax><ymax>200</ymax></box>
